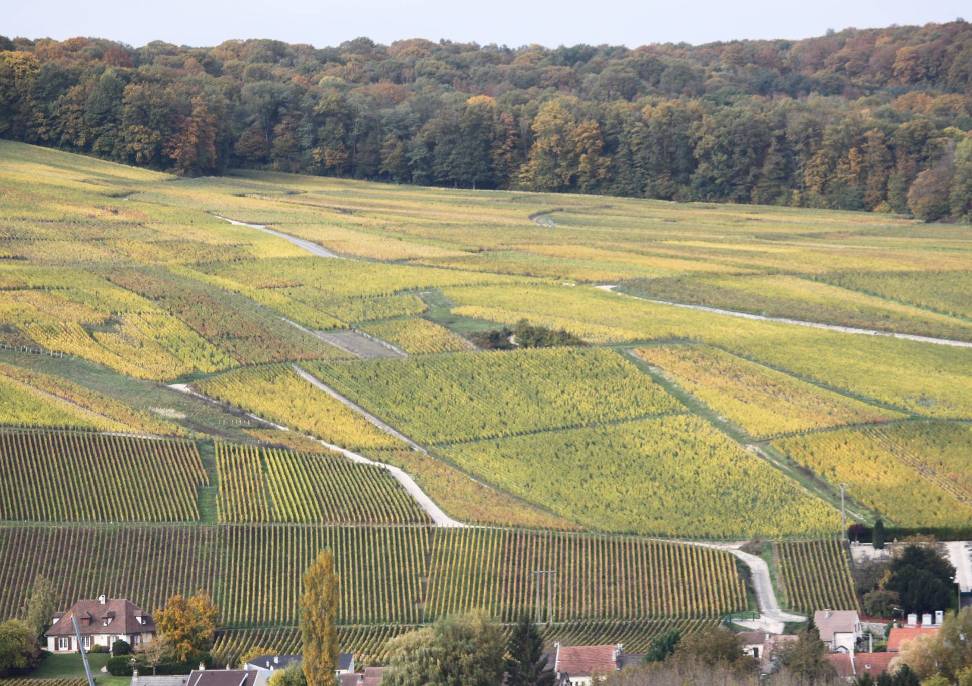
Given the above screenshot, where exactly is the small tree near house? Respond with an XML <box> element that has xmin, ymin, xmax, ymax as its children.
<box><xmin>155</xmin><ymin>591</ymin><xmax>219</xmax><ymax>663</ymax></box>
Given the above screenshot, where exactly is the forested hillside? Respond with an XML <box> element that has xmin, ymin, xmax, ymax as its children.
<box><xmin>1</xmin><ymin>21</ymin><xmax>971</xmax><ymax>219</ymax></box>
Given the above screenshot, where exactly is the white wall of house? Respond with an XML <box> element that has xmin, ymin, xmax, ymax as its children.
<box><xmin>46</xmin><ymin>633</ymin><xmax>154</xmax><ymax>653</ymax></box>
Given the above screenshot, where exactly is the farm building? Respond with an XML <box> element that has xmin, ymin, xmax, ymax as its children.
<box><xmin>553</xmin><ymin>644</ymin><xmax>625</xmax><ymax>685</ymax></box>
<box><xmin>825</xmin><ymin>652</ymin><xmax>896</xmax><ymax>681</ymax></box>
<box><xmin>45</xmin><ymin>595</ymin><xmax>155</xmax><ymax>653</ymax></box>
<box><xmin>245</xmin><ymin>653</ymin><xmax>355</xmax><ymax>678</ymax></box>
<box><xmin>814</xmin><ymin>610</ymin><xmax>862</xmax><ymax>653</ymax></box>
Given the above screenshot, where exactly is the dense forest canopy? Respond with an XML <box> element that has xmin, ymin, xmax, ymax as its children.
<box><xmin>1</xmin><ymin>22</ymin><xmax>972</xmax><ymax>220</ymax></box>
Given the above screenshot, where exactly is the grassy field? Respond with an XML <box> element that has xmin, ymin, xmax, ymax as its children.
<box><xmin>2</xmin><ymin>138</ymin><xmax>971</xmax><ymax>657</ymax></box>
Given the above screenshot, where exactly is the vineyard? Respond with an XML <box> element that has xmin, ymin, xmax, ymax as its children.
<box><xmin>775</xmin><ymin>539</ymin><xmax>860</xmax><ymax>614</ymax></box>
<box><xmin>0</xmin><ymin>524</ymin><xmax>747</xmax><ymax>630</ymax></box>
<box><xmin>215</xmin><ymin>443</ymin><xmax>430</xmax><ymax>524</ymax></box>
<box><xmin>443</xmin><ymin>283</ymin><xmax>972</xmax><ymax>418</ymax></box>
<box><xmin>0</xmin><ymin>363</ymin><xmax>180</xmax><ymax>436</ymax></box>
<box><xmin>442</xmin><ymin>416</ymin><xmax>842</xmax><ymax>537</ymax></box>
<box><xmin>425</xmin><ymin>528</ymin><xmax>745</xmax><ymax>621</ymax></box>
<box><xmin>635</xmin><ymin>345</ymin><xmax>901</xmax><ymax>439</ymax></box>
<box><xmin>0</xmin><ymin>430</ymin><xmax>207</xmax><ymax>522</ymax></box>
<box><xmin>195</xmin><ymin>364</ymin><xmax>403</xmax><ymax>451</ymax></box>
<box><xmin>310</xmin><ymin>347</ymin><xmax>682</xmax><ymax>445</ymax></box>
<box><xmin>358</xmin><ymin>318</ymin><xmax>474</xmax><ymax>354</ymax></box>
<box><xmin>0</xmin><ymin>680</ymin><xmax>88</xmax><ymax>686</ymax></box>
<box><xmin>0</xmin><ymin>526</ymin><xmax>218</xmax><ymax>619</ymax></box>
<box><xmin>773</xmin><ymin>424</ymin><xmax>972</xmax><ymax>527</ymax></box>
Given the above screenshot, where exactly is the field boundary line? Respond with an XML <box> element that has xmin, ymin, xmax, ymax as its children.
<box><xmin>600</xmin><ymin>285</ymin><xmax>972</xmax><ymax>349</ymax></box>
<box><xmin>291</xmin><ymin>364</ymin><xmax>428</xmax><ymax>454</ymax></box>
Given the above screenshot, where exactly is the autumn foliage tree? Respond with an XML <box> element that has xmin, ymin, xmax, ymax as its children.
<box><xmin>300</xmin><ymin>550</ymin><xmax>339</xmax><ymax>686</ymax></box>
<box><xmin>154</xmin><ymin>591</ymin><xmax>219</xmax><ymax>663</ymax></box>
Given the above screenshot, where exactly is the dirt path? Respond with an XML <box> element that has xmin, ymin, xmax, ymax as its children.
<box><xmin>528</xmin><ymin>209</ymin><xmax>561</xmax><ymax>227</ymax></box>
<box><xmin>175</xmin><ymin>378</ymin><xmax>464</xmax><ymax>527</ymax></box>
<box><xmin>597</xmin><ymin>285</ymin><xmax>972</xmax><ymax>349</ymax></box>
<box><xmin>214</xmin><ymin>214</ymin><xmax>341</xmax><ymax>258</ymax></box>
<box><xmin>292</xmin><ymin>364</ymin><xmax>426</xmax><ymax>453</ymax></box>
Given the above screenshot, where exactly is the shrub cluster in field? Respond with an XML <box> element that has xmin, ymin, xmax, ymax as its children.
<box><xmin>442</xmin><ymin>415</ymin><xmax>842</xmax><ymax>538</ymax></box>
<box><xmin>0</xmin><ymin>430</ymin><xmax>207</xmax><ymax>522</ymax></box>
<box><xmin>774</xmin><ymin>539</ymin><xmax>861</xmax><ymax>614</ymax></box>
<box><xmin>772</xmin><ymin>423</ymin><xmax>972</xmax><ymax>527</ymax></box>
<box><xmin>215</xmin><ymin>443</ymin><xmax>430</xmax><ymax>525</ymax></box>
<box><xmin>310</xmin><ymin>347</ymin><xmax>681</xmax><ymax>445</ymax></box>
<box><xmin>196</xmin><ymin>364</ymin><xmax>403</xmax><ymax>451</ymax></box>
<box><xmin>636</xmin><ymin>345</ymin><xmax>901</xmax><ymax>438</ymax></box>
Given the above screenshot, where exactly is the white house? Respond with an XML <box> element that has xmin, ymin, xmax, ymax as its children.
<box><xmin>814</xmin><ymin>610</ymin><xmax>863</xmax><ymax>654</ymax></box>
<box><xmin>45</xmin><ymin>595</ymin><xmax>156</xmax><ymax>653</ymax></box>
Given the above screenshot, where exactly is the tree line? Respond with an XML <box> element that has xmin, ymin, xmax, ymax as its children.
<box><xmin>1</xmin><ymin>22</ymin><xmax>972</xmax><ymax>220</ymax></box>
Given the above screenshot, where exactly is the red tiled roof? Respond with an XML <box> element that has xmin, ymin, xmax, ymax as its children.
<box><xmin>826</xmin><ymin>653</ymin><xmax>854</xmax><ymax>679</ymax></box>
<box><xmin>887</xmin><ymin>626</ymin><xmax>939</xmax><ymax>652</ymax></box>
<box><xmin>855</xmin><ymin>653</ymin><xmax>895</xmax><ymax>677</ymax></box>
<box><xmin>826</xmin><ymin>652</ymin><xmax>896</xmax><ymax>678</ymax></box>
<box><xmin>555</xmin><ymin>645</ymin><xmax>619</xmax><ymax>677</ymax></box>
<box><xmin>46</xmin><ymin>598</ymin><xmax>154</xmax><ymax>637</ymax></box>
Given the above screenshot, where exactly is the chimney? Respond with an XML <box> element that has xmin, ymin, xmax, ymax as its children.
<box><xmin>921</xmin><ymin>613</ymin><xmax>932</xmax><ymax>626</ymax></box>
<box><xmin>935</xmin><ymin>610</ymin><xmax>944</xmax><ymax>625</ymax></box>
<box><xmin>98</xmin><ymin>594</ymin><xmax>107</xmax><ymax>605</ymax></box>
<box><xmin>198</xmin><ymin>663</ymin><xmax>206</xmax><ymax>672</ymax></box>
<box><xmin>273</xmin><ymin>657</ymin><xmax>279</xmax><ymax>665</ymax></box>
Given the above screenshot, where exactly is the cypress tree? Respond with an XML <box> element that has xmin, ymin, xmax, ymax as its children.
<box><xmin>300</xmin><ymin>550</ymin><xmax>339</xmax><ymax>686</ymax></box>
<box><xmin>505</xmin><ymin>614</ymin><xmax>554</xmax><ymax>686</ymax></box>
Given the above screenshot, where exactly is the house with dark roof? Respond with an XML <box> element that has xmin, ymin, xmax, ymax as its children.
<box><xmin>244</xmin><ymin>653</ymin><xmax>354</xmax><ymax>677</ymax></box>
<box><xmin>185</xmin><ymin>669</ymin><xmax>265</xmax><ymax>686</ymax></box>
<box><xmin>553</xmin><ymin>644</ymin><xmax>623</xmax><ymax>685</ymax></box>
<box><xmin>45</xmin><ymin>595</ymin><xmax>156</xmax><ymax>653</ymax></box>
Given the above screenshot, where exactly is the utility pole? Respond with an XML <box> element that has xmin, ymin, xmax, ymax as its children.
<box><xmin>840</xmin><ymin>484</ymin><xmax>847</xmax><ymax>541</ymax></box>
<box><xmin>533</xmin><ymin>569</ymin><xmax>556</xmax><ymax>625</ymax></box>
<box><xmin>72</xmin><ymin>616</ymin><xmax>95</xmax><ymax>686</ymax></box>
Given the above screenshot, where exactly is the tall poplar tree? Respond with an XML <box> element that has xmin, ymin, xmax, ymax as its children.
<box><xmin>300</xmin><ymin>550</ymin><xmax>339</xmax><ymax>686</ymax></box>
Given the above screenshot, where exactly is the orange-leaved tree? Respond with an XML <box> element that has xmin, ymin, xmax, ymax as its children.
<box><xmin>155</xmin><ymin>590</ymin><xmax>219</xmax><ymax>663</ymax></box>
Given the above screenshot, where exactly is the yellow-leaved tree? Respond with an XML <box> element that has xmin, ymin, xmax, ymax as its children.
<box><xmin>155</xmin><ymin>591</ymin><xmax>219</xmax><ymax>663</ymax></box>
<box><xmin>300</xmin><ymin>550</ymin><xmax>339</xmax><ymax>686</ymax></box>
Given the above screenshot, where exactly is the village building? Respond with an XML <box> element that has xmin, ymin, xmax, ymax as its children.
<box><xmin>887</xmin><ymin>624</ymin><xmax>941</xmax><ymax>652</ymax></box>
<box><xmin>185</xmin><ymin>669</ymin><xmax>265</xmax><ymax>686</ymax></box>
<box><xmin>45</xmin><ymin>595</ymin><xmax>155</xmax><ymax>653</ymax></box>
<box><xmin>244</xmin><ymin>653</ymin><xmax>355</xmax><ymax>678</ymax></box>
<box><xmin>552</xmin><ymin>644</ymin><xmax>624</xmax><ymax>685</ymax></box>
<box><xmin>825</xmin><ymin>652</ymin><xmax>896</xmax><ymax>681</ymax></box>
<box><xmin>814</xmin><ymin>610</ymin><xmax>863</xmax><ymax>654</ymax></box>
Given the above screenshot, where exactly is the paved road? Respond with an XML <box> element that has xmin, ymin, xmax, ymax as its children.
<box><xmin>675</xmin><ymin>540</ymin><xmax>805</xmax><ymax>633</ymax></box>
<box><xmin>946</xmin><ymin>541</ymin><xmax>972</xmax><ymax>592</ymax></box>
<box><xmin>214</xmin><ymin>214</ymin><xmax>341</xmax><ymax>258</ymax></box>
<box><xmin>596</xmin><ymin>285</ymin><xmax>972</xmax><ymax>349</ymax></box>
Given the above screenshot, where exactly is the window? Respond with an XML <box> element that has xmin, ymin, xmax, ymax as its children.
<box><xmin>58</xmin><ymin>637</ymin><xmax>70</xmax><ymax>651</ymax></box>
<box><xmin>82</xmin><ymin>636</ymin><xmax>92</xmax><ymax>650</ymax></box>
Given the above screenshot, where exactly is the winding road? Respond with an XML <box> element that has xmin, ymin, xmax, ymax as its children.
<box><xmin>596</xmin><ymin>285</ymin><xmax>972</xmax><ymax>349</ymax></box>
<box><xmin>214</xmin><ymin>214</ymin><xmax>341</xmax><ymax>258</ymax></box>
